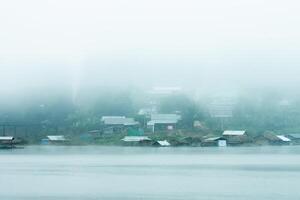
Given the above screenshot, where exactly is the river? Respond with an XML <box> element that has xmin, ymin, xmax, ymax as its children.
<box><xmin>0</xmin><ymin>146</ymin><xmax>300</xmax><ymax>199</ymax></box>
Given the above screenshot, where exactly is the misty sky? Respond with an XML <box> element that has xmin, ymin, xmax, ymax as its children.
<box><xmin>1</xmin><ymin>0</ymin><xmax>300</xmax><ymax>95</ymax></box>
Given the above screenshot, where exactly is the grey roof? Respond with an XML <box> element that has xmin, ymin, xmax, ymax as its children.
<box><xmin>47</xmin><ymin>135</ymin><xmax>66</xmax><ymax>141</ymax></box>
<box><xmin>147</xmin><ymin>119</ymin><xmax>178</xmax><ymax>126</ymax></box>
<box><xmin>121</xmin><ymin>136</ymin><xmax>151</xmax><ymax>142</ymax></box>
<box><xmin>223</xmin><ymin>130</ymin><xmax>246</xmax><ymax>136</ymax></box>
<box><xmin>101</xmin><ymin>116</ymin><xmax>139</xmax><ymax>126</ymax></box>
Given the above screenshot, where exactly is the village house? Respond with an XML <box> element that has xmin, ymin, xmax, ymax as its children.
<box><xmin>121</xmin><ymin>136</ymin><xmax>152</xmax><ymax>146</ymax></box>
<box><xmin>101</xmin><ymin>116</ymin><xmax>139</xmax><ymax>134</ymax></box>
<box><xmin>147</xmin><ymin>114</ymin><xmax>181</xmax><ymax>133</ymax></box>
<box><xmin>202</xmin><ymin>136</ymin><xmax>227</xmax><ymax>147</ymax></box>
<box><xmin>41</xmin><ymin>135</ymin><xmax>68</xmax><ymax>145</ymax></box>
<box><xmin>0</xmin><ymin>136</ymin><xmax>14</xmax><ymax>148</ymax></box>
<box><xmin>222</xmin><ymin>130</ymin><xmax>250</xmax><ymax>146</ymax></box>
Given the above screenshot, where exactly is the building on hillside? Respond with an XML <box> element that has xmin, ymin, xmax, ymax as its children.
<box><xmin>222</xmin><ymin>130</ymin><xmax>250</xmax><ymax>146</ymax></box>
<box><xmin>101</xmin><ymin>116</ymin><xmax>139</xmax><ymax>133</ymax></box>
<box><xmin>147</xmin><ymin>114</ymin><xmax>181</xmax><ymax>133</ymax></box>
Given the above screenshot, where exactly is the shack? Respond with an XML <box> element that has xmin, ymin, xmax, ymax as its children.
<box><xmin>42</xmin><ymin>135</ymin><xmax>68</xmax><ymax>145</ymax></box>
<box><xmin>202</xmin><ymin>136</ymin><xmax>227</xmax><ymax>147</ymax></box>
<box><xmin>0</xmin><ymin>136</ymin><xmax>14</xmax><ymax>148</ymax></box>
<box><xmin>147</xmin><ymin>114</ymin><xmax>181</xmax><ymax>133</ymax></box>
<box><xmin>222</xmin><ymin>130</ymin><xmax>249</xmax><ymax>146</ymax></box>
<box><xmin>101</xmin><ymin>116</ymin><xmax>139</xmax><ymax>134</ymax></box>
<box><xmin>121</xmin><ymin>136</ymin><xmax>152</xmax><ymax>146</ymax></box>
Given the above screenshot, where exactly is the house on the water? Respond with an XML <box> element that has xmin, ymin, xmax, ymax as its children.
<box><xmin>121</xmin><ymin>136</ymin><xmax>152</xmax><ymax>146</ymax></box>
<box><xmin>147</xmin><ymin>114</ymin><xmax>181</xmax><ymax>133</ymax></box>
<box><xmin>41</xmin><ymin>135</ymin><xmax>68</xmax><ymax>145</ymax></box>
<box><xmin>222</xmin><ymin>130</ymin><xmax>250</xmax><ymax>146</ymax></box>
<box><xmin>202</xmin><ymin>136</ymin><xmax>227</xmax><ymax>147</ymax></box>
<box><xmin>101</xmin><ymin>116</ymin><xmax>139</xmax><ymax>134</ymax></box>
<box><xmin>0</xmin><ymin>136</ymin><xmax>14</xmax><ymax>148</ymax></box>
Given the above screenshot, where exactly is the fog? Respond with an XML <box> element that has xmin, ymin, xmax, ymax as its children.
<box><xmin>1</xmin><ymin>0</ymin><xmax>300</xmax><ymax>98</ymax></box>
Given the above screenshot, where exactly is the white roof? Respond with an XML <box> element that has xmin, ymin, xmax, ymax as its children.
<box><xmin>157</xmin><ymin>140</ymin><xmax>170</xmax><ymax>146</ymax></box>
<box><xmin>223</xmin><ymin>130</ymin><xmax>246</xmax><ymax>136</ymax></box>
<box><xmin>101</xmin><ymin>116</ymin><xmax>139</xmax><ymax>126</ymax></box>
<box><xmin>147</xmin><ymin>120</ymin><xmax>178</xmax><ymax>126</ymax></box>
<box><xmin>0</xmin><ymin>136</ymin><xmax>14</xmax><ymax>141</ymax></box>
<box><xmin>276</xmin><ymin>135</ymin><xmax>291</xmax><ymax>142</ymax></box>
<box><xmin>47</xmin><ymin>135</ymin><xmax>66</xmax><ymax>141</ymax></box>
<box><xmin>121</xmin><ymin>136</ymin><xmax>151</xmax><ymax>142</ymax></box>
<box><xmin>151</xmin><ymin>114</ymin><xmax>181</xmax><ymax>121</ymax></box>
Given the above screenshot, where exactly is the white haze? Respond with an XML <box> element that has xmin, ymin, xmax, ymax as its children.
<box><xmin>0</xmin><ymin>0</ymin><xmax>300</xmax><ymax>96</ymax></box>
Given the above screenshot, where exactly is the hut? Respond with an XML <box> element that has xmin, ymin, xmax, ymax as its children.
<box><xmin>42</xmin><ymin>135</ymin><xmax>68</xmax><ymax>145</ymax></box>
<box><xmin>121</xmin><ymin>136</ymin><xmax>152</xmax><ymax>146</ymax></box>
<box><xmin>101</xmin><ymin>116</ymin><xmax>139</xmax><ymax>134</ymax></box>
<box><xmin>147</xmin><ymin>114</ymin><xmax>181</xmax><ymax>133</ymax></box>
<box><xmin>222</xmin><ymin>130</ymin><xmax>249</xmax><ymax>146</ymax></box>
<box><xmin>0</xmin><ymin>136</ymin><xmax>14</xmax><ymax>148</ymax></box>
<box><xmin>202</xmin><ymin>136</ymin><xmax>227</xmax><ymax>147</ymax></box>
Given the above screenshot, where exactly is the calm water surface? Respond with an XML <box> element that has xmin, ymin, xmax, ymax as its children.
<box><xmin>0</xmin><ymin>146</ymin><xmax>300</xmax><ymax>200</ymax></box>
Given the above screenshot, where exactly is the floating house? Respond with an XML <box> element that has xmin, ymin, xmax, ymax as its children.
<box><xmin>0</xmin><ymin>136</ymin><xmax>14</xmax><ymax>148</ymax></box>
<box><xmin>222</xmin><ymin>130</ymin><xmax>249</xmax><ymax>145</ymax></box>
<box><xmin>147</xmin><ymin>114</ymin><xmax>181</xmax><ymax>133</ymax></box>
<box><xmin>202</xmin><ymin>136</ymin><xmax>227</xmax><ymax>147</ymax></box>
<box><xmin>101</xmin><ymin>116</ymin><xmax>139</xmax><ymax>133</ymax></box>
<box><xmin>121</xmin><ymin>136</ymin><xmax>152</xmax><ymax>146</ymax></box>
<box><xmin>41</xmin><ymin>135</ymin><xmax>68</xmax><ymax>145</ymax></box>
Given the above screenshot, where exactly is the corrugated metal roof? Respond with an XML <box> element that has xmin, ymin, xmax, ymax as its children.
<box><xmin>101</xmin><ymin>116</ymin><xmax>138</xmax><ymax>126</ymax></box>
<box><xmin>223</xmin><ymin>130</ymin><xmax>246</xmax><ymax>136</ymax></box>
<box><xmin>157</xmin><ymin>140</ymin><xmax>170</xmax><ymax>146</ymax></box>
<box><xmin>276</xmin><ymin>135</ymin><xmax>291</xmax><ymax>142</ymax></box>
<box><xmin>121</xmin><ymin>136</ymin><xmax>151</xmax><ymax>142</ymax></box>
<box><xmin>47</xmin><ymin>135</ymin><xmax>66</xmax><ymax>141</ymax></box>
<box><xmin>0</xmin><ymin>136</ymin><xmax>14</xmax><ymax>141</ymax></box>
